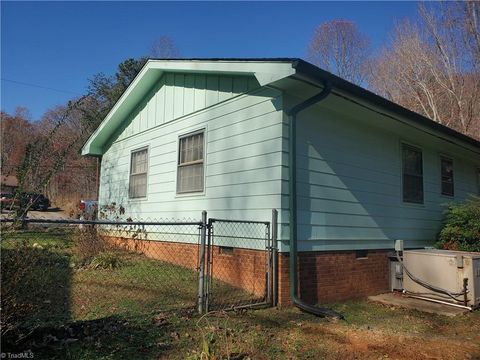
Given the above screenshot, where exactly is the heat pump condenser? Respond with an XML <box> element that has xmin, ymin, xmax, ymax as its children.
<box><xmin>403</xmin><ymin>249</ymin><xmax>480</xmax><ymax>309</ymax></box>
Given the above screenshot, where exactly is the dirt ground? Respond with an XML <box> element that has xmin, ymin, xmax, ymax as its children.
<box><xmin>277</xmin><ymin>318</ymin><xmax>479</xmax><ymax>360</ymax></box>
<box><xmin>11</xmin><ymin>299</ymin><xmax>480</xmax><ymax>359</ymax></box>
<box><xmin>178</xmin><ymin>301</ymin><xmax>480</xmax><ymax>360</ymax></box>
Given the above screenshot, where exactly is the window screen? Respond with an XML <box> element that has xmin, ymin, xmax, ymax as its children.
<box><xmin>402</xmin><ymin>144</ymin><xmax>423</xmax><ymax>204</ymax></box>
<box><xmin>177</xmin><ymin>131</ymin><xmax>204</xmax><ymax>193</ymax></box>
<box><xmin>441</xmin><ymin>157</ymin><xmax>454</xmax><ymax>196</ymax></box>
<box><xmin>129</xmin><ymin>148</ymin><xmax>148</xmax><ymax>198</ymax></box>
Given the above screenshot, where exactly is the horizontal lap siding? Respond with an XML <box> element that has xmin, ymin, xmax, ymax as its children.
<box><xmin>279</xmin><ymin>98</ymin><xmax>480</xmax><ymax>252</ymax></box>
<box><xmin>99</xmin><ymin>82</ymin><xmax>283</xmax><ymax>223</ymax></box>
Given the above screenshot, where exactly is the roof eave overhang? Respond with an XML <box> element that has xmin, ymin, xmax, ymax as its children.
<box><xmin>289</xmin><ymin>60</ymin><xmax>480</xmax><ymax>155</ymax></box>
<box><xmin>81</xmin><ymin>60</ymin><xmax>296</xmax><ymax>156</ymax></box>
<box><xmin>81</xmin><ymin>58</ymin><xmax>480</xmax><ymax>157</ymax></box>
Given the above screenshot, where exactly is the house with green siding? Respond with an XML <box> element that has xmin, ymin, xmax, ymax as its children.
<box><xmin>82</xmin><ymin>58</ymin><xmax>480</xmax><ymax>305</ymax></box>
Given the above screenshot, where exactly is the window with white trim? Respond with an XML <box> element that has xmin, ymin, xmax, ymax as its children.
<box><xmin>177</xmin><ymin>131</ymin><xmax>204</xmax><ymax>194</ymax></box>
<box><xmin>402</xmin><ymin>144</ymin><xmax>423</xmax><ymax>204</ymax></box>
<box><xmin>440</xmin><ymin>157</ymin><xmax>454</xmax><ymax>197</ymax></box>
<box><xmin>129</xmin><ymin>147</ymin><xmax>148</xmax><ymax>198</ymax></box>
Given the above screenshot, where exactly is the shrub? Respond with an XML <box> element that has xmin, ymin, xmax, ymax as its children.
<box><xmin>72</xmin><ymin>225</ymin><xmax>108</xmax><ymax>264</ymax></box>
<box><xmin>437</xmin><ymin>196</ymin><xmax>480</xmax><ymax>252</ymax></box>
<box><xmin>89</xmin><ymin>251</ymin><xmax>124</xmax><ymax>270</ymax></box>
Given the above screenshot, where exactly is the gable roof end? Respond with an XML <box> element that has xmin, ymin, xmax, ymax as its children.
<box><xmin>81</xmin><ymin>59</ymin><xmax>296</xmax><ymax>156</ymax></box>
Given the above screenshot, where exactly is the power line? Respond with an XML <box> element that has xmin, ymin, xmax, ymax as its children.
<box><xmin>2</xmin><ymin>164</ymin><xmax>96</xmax><ymax>169</ymax></box>
<box><xmin>1</xmin><ymin>78</ymin><xmax>81</xmax><ymax>95</ymax></box>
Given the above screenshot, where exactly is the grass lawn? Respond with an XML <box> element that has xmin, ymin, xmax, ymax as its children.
<box><xmin>1</xmin><ymin>228</ymin><xmax>200</xmax><ymax>323</ymax></box>
<box><xmin>0</xmin><ymin>227</ymin><xmax>257</xmax><ymax>351</ymax></box>
<box><xmin>29</xmin><ymin>300</ymin><xmax>479</xmax><ymax>359</ymax></box>
<box><xmin>2</xmin><ymin>228</ymin><xmax>479</xmax><ymax>359</ymax></box>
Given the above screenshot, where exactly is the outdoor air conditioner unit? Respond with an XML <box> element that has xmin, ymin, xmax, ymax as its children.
<box><xmin>403</xmin><ymin>249</ymin><xmax>480</xmax><ymax>310</ymax></box>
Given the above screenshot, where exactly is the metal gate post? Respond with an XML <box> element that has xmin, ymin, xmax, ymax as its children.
<box><xmin>205</xmin><ymin>218</ymin><xmax>213</xmax><ymax>312</ymax></box>
<box><xmin>271</xmin><ymin>209</ymin><xmax>278</xmax><ymax>307</ymax></box>
<box><xmin>198</xmin><ymin>210</ymin><xmax>207</xmax><ymax>314</ymax></box>
<box><xmin>266</xmin><ymin>221</ymin><xmax>272</xmax><ymax>305</ymax></box>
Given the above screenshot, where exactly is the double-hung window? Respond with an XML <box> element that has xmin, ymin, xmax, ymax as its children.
<box><xmin>440</xmin><ymin>157</ymin><xmax>454</xmax><ymax>197</ymax></box>
<box><xmin>177</xmin><ymin>131</ymin><xmax>204</xmax><ymax>194</ymax></box>
<box><xmin>129</xmin><ymin>147</ymin><xmax>148</xmax><ymax>198</ymax></box>
<box><xmin>402</xmin><ymin>144</ymin><xmax>423</xmax><ymax>204</ymax></box>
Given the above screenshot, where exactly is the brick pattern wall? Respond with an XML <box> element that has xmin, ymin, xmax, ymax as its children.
<box><xmin>104</xmin><ymin>237</ymin><xmax>389</xmax><ymax>306</ymax></box>
<box><xmin>209</xmin><ymin>247</ymin><xmax>267</xmax><ymax>297</ymax></box>
<box><xmin>104</xmin><ymin>237</ymin><xmax>267</xmax><ymax>297</ymax></box>
<box><xmin>278</xmin><ymin>250</ymin><xmax>389</xmax><ymax>306</ymax></box>
<box><xmin>106</xmin><ymin>236</ymin><xmax>200</xmax><ymax>270</ymax></box>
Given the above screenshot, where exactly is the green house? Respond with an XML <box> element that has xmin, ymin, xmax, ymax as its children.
<box><xmin>82</xmin><ymin>58</ymin><xmax>480</xmax><ymax>305</ymax></box>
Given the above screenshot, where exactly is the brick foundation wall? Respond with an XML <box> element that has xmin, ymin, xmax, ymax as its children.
<box><xmin>209</xmin><ymin>247</ymin><xmax>267</xmax><ymax>297</ymax></box>
<box><xmin>104</xmin><ymin>237</ymin><xmax>389</xmax><ymax>306</ymax></box>
<box><xmin>278</xmin><ymin>250</ymin><xmax>390</xmax><ymax>306</ymax></box>
<box><xmin>104</xmin><ymin>237</ymin><xmax>267</xmax><ymax>297</ymax></box>
<box><xmin>107</xmin><ymin>236</ymin><xmax>200</xmax><ymax>269</ymax></box>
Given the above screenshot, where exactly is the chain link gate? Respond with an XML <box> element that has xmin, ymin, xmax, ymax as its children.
<box><xmin>201</xmin><ymin>218</ymin><xmax>274</xmax><ymax>311</ymax></box>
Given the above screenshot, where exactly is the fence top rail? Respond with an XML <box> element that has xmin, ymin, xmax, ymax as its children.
<box><xmin>208</xmin><ymin>218</ymin><xmax>270</xmax><ymax>226</ymax></box>
<box><xmin>0</xmin><ymin>218</ymin><xmax>203</xmax><ymax>227</ymax></box>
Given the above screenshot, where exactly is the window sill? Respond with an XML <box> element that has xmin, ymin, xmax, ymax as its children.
<box><xmin>175</xmin><ymin>191</ymin><xmax>206</xmax><ymax>199</ymax></box>
<box><xmin>439</xmin><ymin>194</ymin><xmax>455</xmax><ymax>201</ymax></box>
<box><xmin>401</xmin><ymin>200</ymin><xmax>425</xmax><ymax>208</ymax></box>
<box><xmin>128</xmin><ymin>196</ymin><xmax>148</xmax><ymax>202</ymax></box>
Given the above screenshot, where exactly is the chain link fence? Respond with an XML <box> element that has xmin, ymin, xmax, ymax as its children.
<box><xmin>0</xmin><ymin>217</ymin><xmax>204</xmax><ymax>343</ymax></box>
<box><xmin>205</xmin><ymin>219</ymin><xmax>272</xmax><ymax>311</ymax></box>
<box><xmin>1</xmin><ymin>213</ymin><xmax>276</xmax><ymax>349</ymax></box>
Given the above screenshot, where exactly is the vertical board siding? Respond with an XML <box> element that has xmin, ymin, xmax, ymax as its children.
<box><xmin>117</xmin><ymin>73</ymin><xmax>258</xmax><ymax>142</ymax></box>
<box><xmin>194</xmin><ymin>75</ymin><xmax>206</xmax><ymax>111</ymax></box>
<box><xmin>164</xmin><ymin>73</ymin><xmax>175</xmax><ymax>122</ymax></box>
<box><xmin>173</xmin><ymin>74</ymin><xmax>185</xmax><ymax>120</ymax></box>
<box><xmin>154</xmin><ymin>78</ymin><xmax>165</xmax><ymax>126</ymax></box>
<box><xmin>279</xmin><ymin>98</ymin><xmax>480</xmax><ymax>252</ymax></box>
<box><xmin>100</xmin><ymin>81</ymin><xmax>283</xmax><ymax>224</ymax></box>
<box><xmin>184</xmin><ymin>74</ymin><xmax>195</xmax><ymax>114</ymax></box>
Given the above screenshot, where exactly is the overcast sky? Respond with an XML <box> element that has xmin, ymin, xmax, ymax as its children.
<box><xmin>1</xmin><ymin>1</ymin><xmax>418</xmax><ymax>121</ymax></box>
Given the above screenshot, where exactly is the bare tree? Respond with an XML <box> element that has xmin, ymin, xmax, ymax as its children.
<box><xmin>149</xmin><ymin>36</ymin><xmax>180</xmax><ymax>59</ymax></box>
<box><xmin>1</xmin><ymin>108</ymin><xmax>34</xmax><ymax>176</ymax></box>
<box><xmin>14</xmin><ymin>96</ymin><xmax>91</xmax><ymax>219</ymax></box>
<box><xmin>463</xmin><ymin>2</ymin><xmax>480</xmax><ymax>68</ymax></box>
<box><xmin>39</xmin><ymin>105</ymin><xmax>98</xmax><ymax>208</ymax></box>
<box><xmin>307</xmin><ymin>19</ymin><xmax>370</xmax><ymax>85</ymax></box>
<box><xmin>369</xmin><ymin>2</ymin><xmax>480</xmax><ymax>139</ymax></box>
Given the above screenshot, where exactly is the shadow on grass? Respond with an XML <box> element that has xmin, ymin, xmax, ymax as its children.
<box><xmin>1</xmin><ymin>244</ymin><xmax>72</xmax><ymax>352</ymax></box>
<box><xmin>13</xmin><ymin>314</ymin><xmax>181</xmax><ymax>360</ymax></box>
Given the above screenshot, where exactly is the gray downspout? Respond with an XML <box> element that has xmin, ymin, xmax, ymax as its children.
<box><xmin>286</xmin><ymin>79</ymin><xmax>343</xmax><ymax>319</ymax></box>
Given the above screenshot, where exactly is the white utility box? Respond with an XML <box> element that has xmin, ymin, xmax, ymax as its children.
<box><xmin>403</xmin><ymin>249</ymin><xmax>480</xmax><ymax>309</ymax></box>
